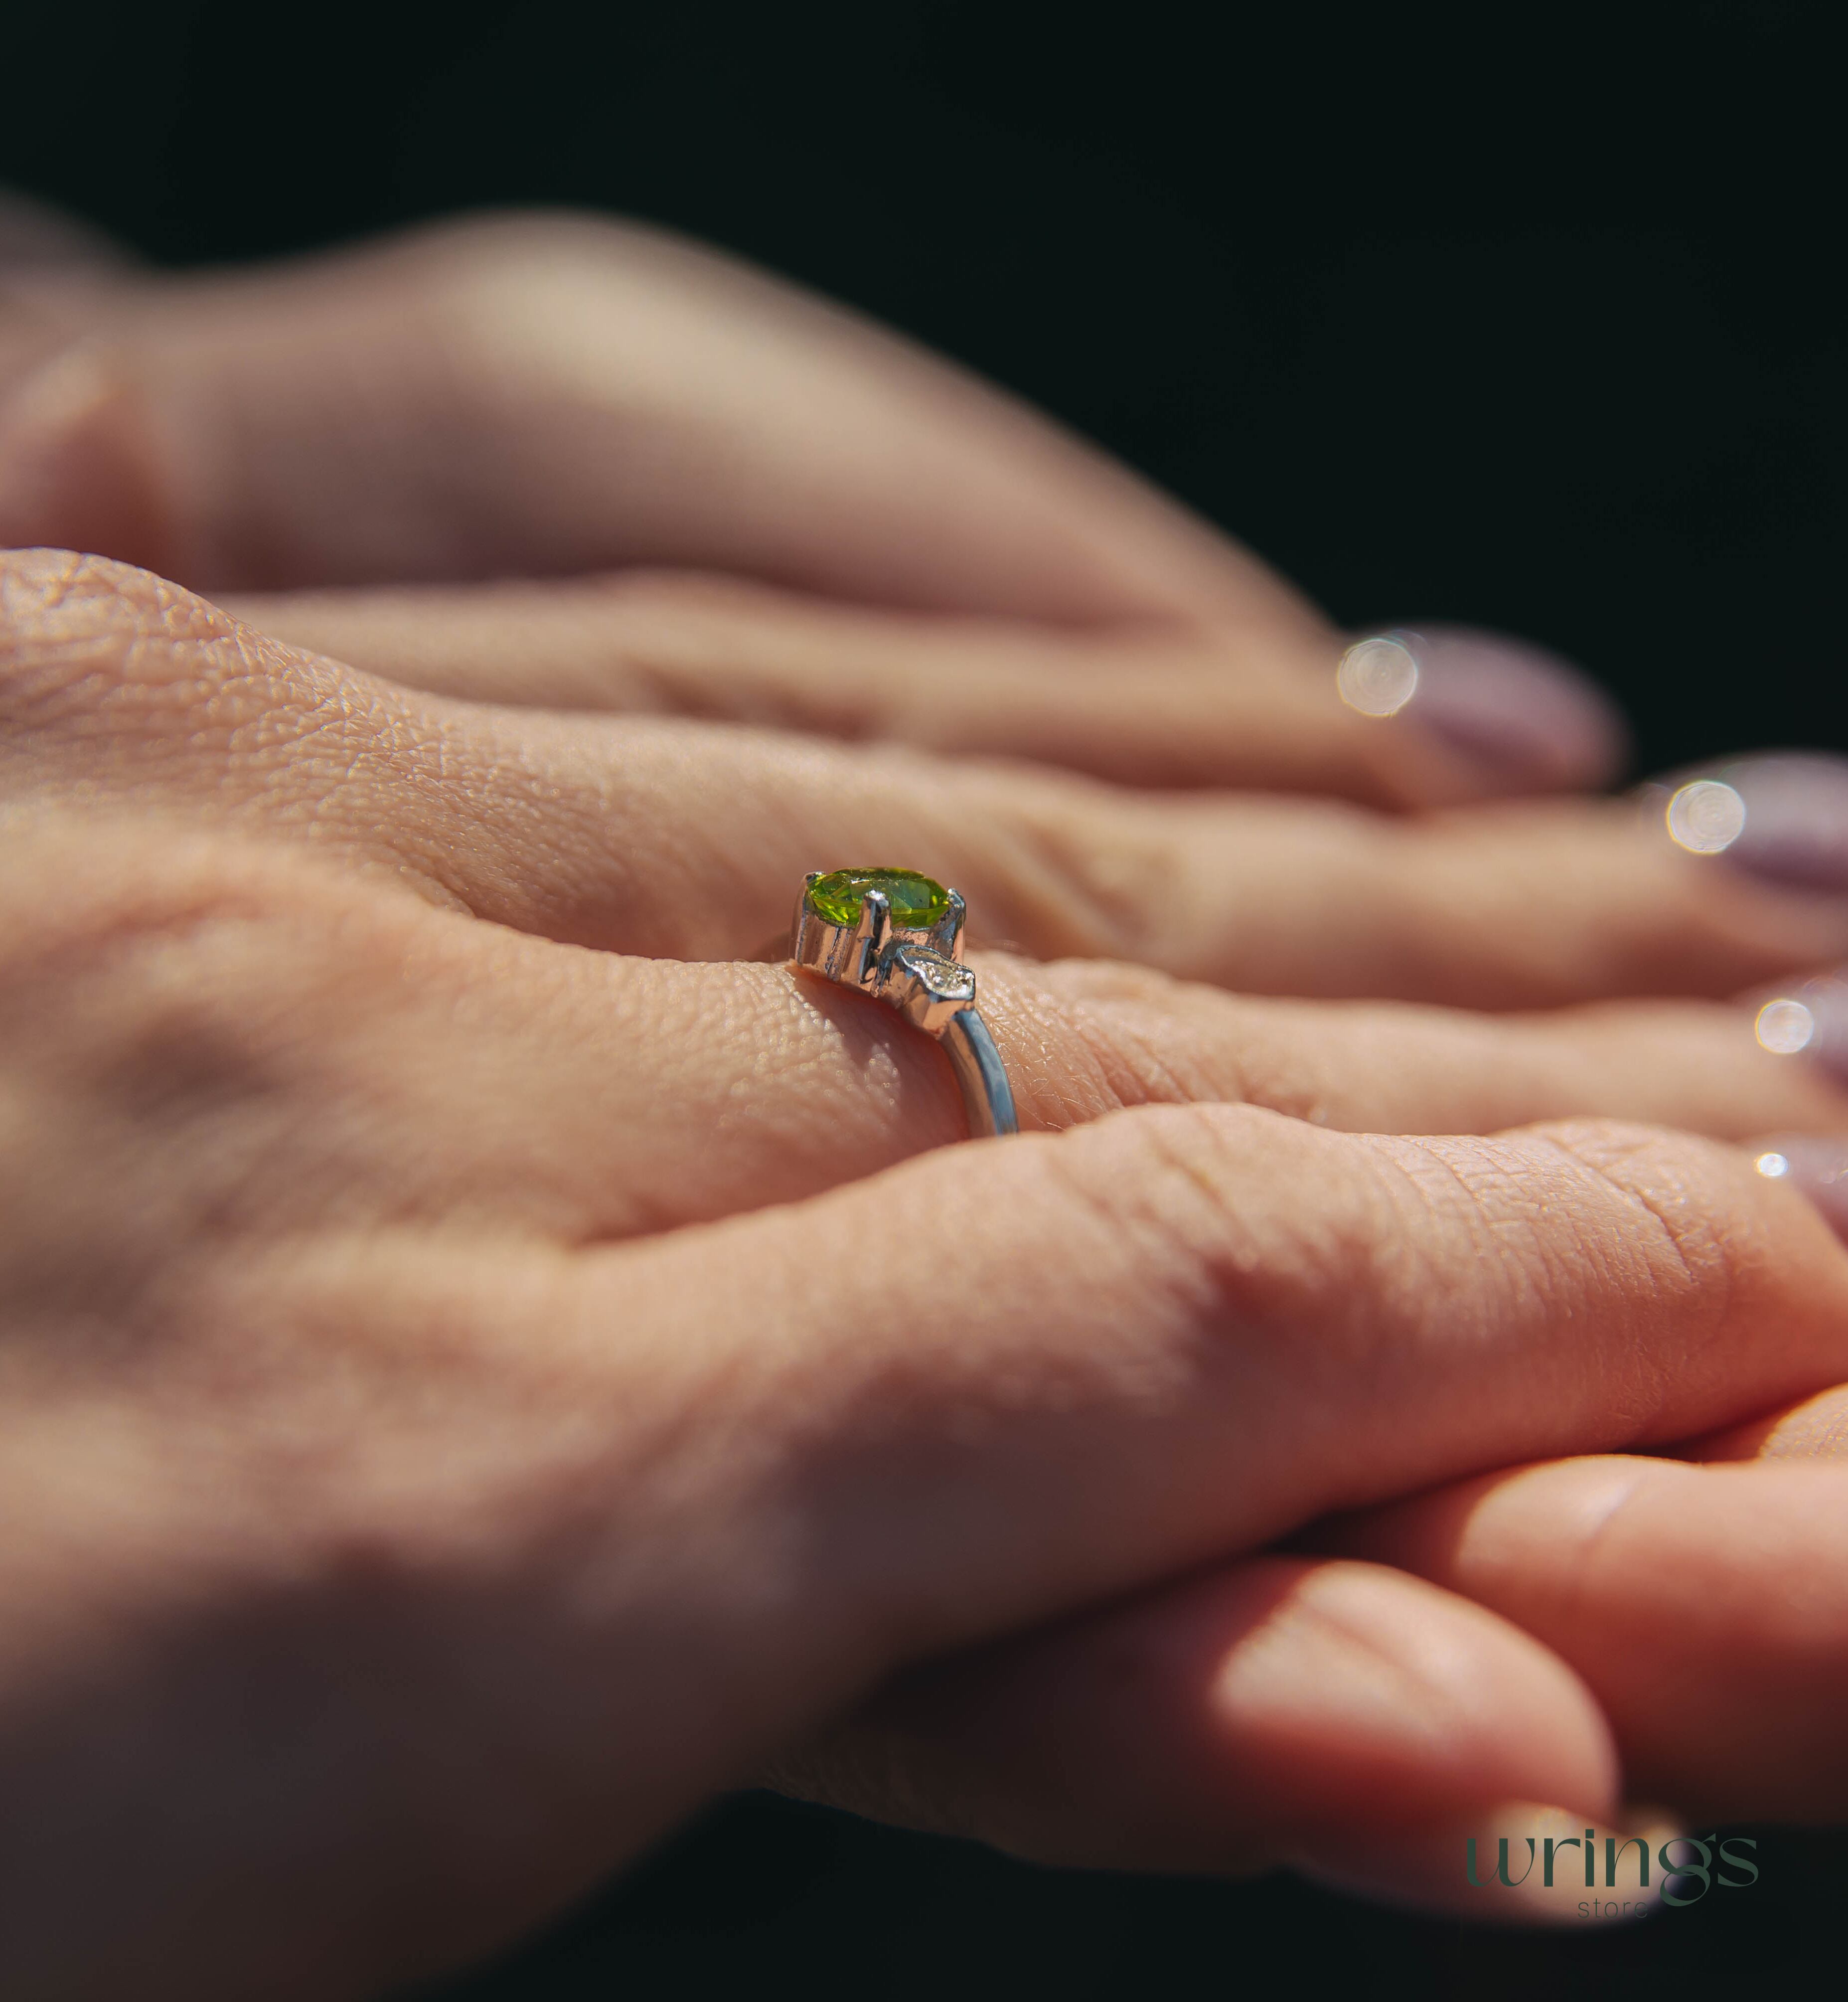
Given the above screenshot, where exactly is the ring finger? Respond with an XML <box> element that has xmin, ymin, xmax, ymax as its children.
<box><xmin>5</xmin><ymin>550</ymin><xmax>1847</xmax><ymax>1010</ymax></box>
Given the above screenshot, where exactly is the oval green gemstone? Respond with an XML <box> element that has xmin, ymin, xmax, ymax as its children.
<box><xmin>808</xmin><ymin>867</ymin><xmax>950</xmax><ymax>930</ymax></box>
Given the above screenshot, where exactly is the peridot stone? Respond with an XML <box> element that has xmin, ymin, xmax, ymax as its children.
<box><xmin>808</xmin><ymin>867</ymin><xmax>950</xmax><ymax>931</ymax></box>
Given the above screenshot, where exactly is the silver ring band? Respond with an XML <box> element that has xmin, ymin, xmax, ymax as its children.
<box><xmin>789</xmin><ymin>869</ymin><xmax>1018</xmax><ymax>1139</ymax></box>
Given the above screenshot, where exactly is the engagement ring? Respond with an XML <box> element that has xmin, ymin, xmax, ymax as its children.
<box><xmin>790</xmin><ymin>868</ymin><xmax>1018</xmax><ymax>1138</ymax></box>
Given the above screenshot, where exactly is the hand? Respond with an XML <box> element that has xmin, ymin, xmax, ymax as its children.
<box><xmin>9</xmin><ymin>205</ymin><xmax>1848</xmax><ymax>1965</ymax></box>
<box><xmin>0</xmin><ymin>208</ymin><xmax>1305</xmax><ymax>621</ymax></box>
<box><xmin>6</xmin><ymin>549</ymin><xmax>1848</xmax><ymax>1994</ymax></box>
<box><xmin>11</xmin><ymin>201</ymin><xmax>1848</xmax><ymax>1012</ymax></box>
<box><xmin>770</xmin><ymin>1127</ymin><xmax>1848</xmax><ymax>1926</ymax></box>
<box><xmin>820</xmin><ymin>1387</ymin><xmax>1848</xmax><ymax>1924</ymax></box>
<box><xmin>3</xmin><ymin>202</ymin><xmax>1624</xmax><ymax>814</ymax></box>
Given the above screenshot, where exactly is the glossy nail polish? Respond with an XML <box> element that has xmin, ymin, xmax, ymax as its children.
<box><xmin>1665</xmin><ymin>754</ymin><xmax>1848</xmax><ymax>895</ymax></box>
<box><xmin>1751</xmin><ymin>973</ymin><xmax>1848</xmax><ymax>1073</ymax></box>
<box><xmin>1351</xmin><ymin>624</ymin><xmax>1628</xmax><ymax>792</ymax></box>
<box><xmin>1754</xmin><ymin>1133</ymin><xmax>1848</xmax><ymax>1239</ymax></box>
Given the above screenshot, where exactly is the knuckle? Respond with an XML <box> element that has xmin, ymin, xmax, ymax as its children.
<box><xmin>0</xmin><ymin>826</ymin><xmax>419</xmax><ymax>1317</ymax></box>
<box><xmin>1523</xmin><ymin>1117</ymin><xmax>1744</xmax><ymax>1295</ymax></box>
<box><xmin>1048</xmin><ymin>1108</ymin><xmax>1782</xmax><ymax>1421</ymax></box>
<box><xmin>410</xmin><ymin>209</ymin><xmax>674</xmax><ymax>336</ymax></box>
<box><xmin>0</xmin><ymin>546</ymin><xmax>372</xmax><ymax>805</ymax></box>
<box><xmin>417</xmin><ymin>206</ymin><xmax>702</xmax><ymax>293</ymax></box>
<box><xmin>1034</xmin><ymin>957</ymin><xmax>1194</xmax><ymax>1011</ymax></box>
<box><xmin>0</xmin><ymin>832</ymin><xmax>279</xmax><ymax>1302</ymax></box>
<box><xmin>1397</xmin><ymin>1116</ymin><xmax>1819</xmax><ymax>1434</ymax></box>
<box><xmin>1044</xmin><ymin>1101</ymin><xmax>1360</xmax><ymax>1332</ymax></box>
<box><xmin>0</xmin><ymin>546</ymin><xmax>231</xmax><ymax>716</ymax></box>
<box><xmin>994</xmin><ymin>957</ymin><xmax>1237</xmax><ymax>1125</ymax></box>
<box><xmin>1358</xmin><ymin>1121</ymin><xmax>1721</xmax><ymax>1338</ymax></box>
<box><xmin>1519</xmin><ymin>1117</ymin><xmax>1760</xmax><ymax>1374</ymax></box>
<box><xmin>8</xmin><ymin>824</ymin><xmax>282</xmax><ymax>998</ymax></box>
<box><xmin>0</xmin><ymin>822</ymin><xmax>394</xmax><ymax>1100</ymax></box>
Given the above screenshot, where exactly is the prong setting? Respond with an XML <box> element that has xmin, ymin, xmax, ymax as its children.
<box><xmin>787</xmin><ymin>868</ymin><xmax>1015</xmax><ymax>1137</ymax></box>
<box><xmin>792</xmin><ymin>869</ymin><xmax>976</xmax><ymax>1017</ymax></box>
<box><xmin>857</xmin><ymin>888</ymin><xmax>892</xmax><ymax>985</ymax></box>
<box><xmin>933</xmin><ymin>888</ymin><xmax>967</xmax><ymax>961</ymax></box>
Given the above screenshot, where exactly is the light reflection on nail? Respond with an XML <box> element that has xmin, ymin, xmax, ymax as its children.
<box><xmin>1666</xmin><ymin>779</ymin><xmax>1747</xmax><ymax>854</ymax></box>
<box><xmin>1337</xmin><ymin>635</ymin><xmax>1419</xmax><ymax>717</ymax></box>
<box><xmin>1754</xmin><ymin>1137</ymin><xmax>1848</xmax><ymax>1214</ymax></box>
<box><xmin>1755</xmin><ymin>998</ymin><xmax>1817</xmax><ymax>1055</ymax></box>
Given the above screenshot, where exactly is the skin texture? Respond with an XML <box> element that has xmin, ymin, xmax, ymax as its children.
<box><xmin>4</xmin><ymin>208</ymin><xmax>1619</xmax><ymax>816</ymax></box>
<box><xmin>2</xmin><ymin>551</ymin><xmax>1848</xmax><ymax>1994</ymax></box>
<box><xmin>1322</xmin><ymin>1457</ymin><xmax>1848</xmax><ymax>1823</ymax></box>
<box><xmin>213</xmin><ymin>570</ymin><xmax>1523</xmax><ymax>809</ymax></box>
<box><xmin>3</xmin><ymin>551</ymin><xmax>1844</xmax><ymax>1013</ymax></box>
<box><xmin>4</xmin><ymin>209</ymin><xmax>1848</xmax><ymax>1988</ymax></box>
<box><xmin>0</xmin><ymin>213</ymin><xmax>1324</xmax><ymax>616</ymax></box>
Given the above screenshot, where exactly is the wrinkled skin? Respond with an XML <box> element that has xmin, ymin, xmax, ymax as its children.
<box><xmin>5</xmin><ymin>209</ymin><xmax>1848</xmax><ymax>1995</ymax></box>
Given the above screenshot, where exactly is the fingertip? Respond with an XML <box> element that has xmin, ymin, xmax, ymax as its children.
<box><xmin>1749</xmin><ymin>1130</ymin><xmax>1848</xmax><ymax>1241</ymax></box>
<box><xmin>1693</xmin><ymin>753</ymin><xmax>1848</xmax><ymax>895</ymax></box>
<box><xmin>1685</xmin><ymin>1380</ymin><xmax>1848</xmax><ymax>1461</ymax></box>
<box><xmin>1215</xmin><ymin>1560</ymin><xmax>1646</xmax><ymax>1925</ymax></box>
<box><xmin>1360</xmin><ymin>624</ymin><xmax>1630</xmax><ymax>796</ymax></box>
<box><xmin>1205</xmin><ymin>1559</ymin><xmax>1618</xmax><ymax>1835</ymax></box>
<box><xmin>831</xmin><ymin>1553</ymin><xmax>1619</xmax><ymax>1877</ymax></box>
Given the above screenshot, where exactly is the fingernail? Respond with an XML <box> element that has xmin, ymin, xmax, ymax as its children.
<box><xmin>1754</xmin><ymin>1130</ymin><xmax>1848</xmax><ymax>1239</ymax></box>
<box><xmin>1751</xmin><ymin>972</ymin><xmax>1848</xmax><ymax>1070</ymax></box>
<box><xmin>1341</xmin><ymin>625</ymin><xmax>1628</xmax><ymax>792</ymax></box>
<box><xmin>1660</xmin><ymin>753</ymin><xmax>1848</xmax><ymax>895</ymax></box>
<box><xmin>1749</xmin><ymin>979</ymin><xmax>1848</xmax><ymax>1245</ymax></box>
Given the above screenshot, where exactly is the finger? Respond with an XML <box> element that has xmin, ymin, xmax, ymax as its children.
<box><xmin>6</xmin><ymin>552</ymin><xmax>1846</xmax><ymax>1008</ymax></box>
<box><xmin>217</xmin><ymin>1100</ymin><xmax>1812</xmax><ymax>1970</ymax></box>
<box><xmin>27</xmin><ymin>1091</ymin><xmax>1817</xmax><ymax>1981</ymax></box>
<box><xmin>0</xmin><ymin>211</ymin><xmax>1309</xmax><ymax>627</ymax></box>
<box><xmin>1</xmin><ymin>218</ymin><xmax>1624</xmax><ymax>810</ymax></box>
<box><xmin>768</xmin><ymin>1555</ymin><xmax>1619</xmax><ymax>1899</ymax></box>
<box><xmin>28</xmin><ymin>841</ymin><xmax>1848</xmax><ymax>1587</ymax></box>
<box><xmin>1681</xmin><ymin>1135</ymin><xmax>1848</xmax><ymax>1461</ymax></box>
<box><xmin>215</xmin><ymin>573</ymin><xmax>1621</xmax><ymax>807</ymax></box>
<box><xmin>19</xmin><ymin>813</ymin><xmax>1848</xmax><ymax>1266</ymax></box>
<box><xmin>43</xmin><ymin>1117</ymin><xmax>1837</xmax><ymax>1964</ymax></box>
<box><xmin>1320</xmin><ymin>1457</ymin><xmax>1848</xmax><ymax>1824</ymax></box>
<box><xmin>28</xmin><ymin>855</ymin><xmax>1831</xmax><ymax>1924</ymax></box>
<box><xmin>1001</xmin><ymin>962</ymin><xmax>1848</xmax><ymax>1143</ymax></box>
<box><xmin>1356</xmin><ymin>622</ymin><xmax>1626</xmax><ymax>796</ymax></box>
<box><xmin>1691</xmin><ymin>1382</ymin><xmax>1848</xmax><ymax>1460</ymax></box>
<box><xmin>573</xmin><ymin>1110</ymin><xmax>1848</xmax><ymax>1687</ymax></box>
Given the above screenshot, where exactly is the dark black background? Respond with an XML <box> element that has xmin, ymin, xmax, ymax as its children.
<box><xmin>4</xmin><ymin>0</ymin><xmax>1844</xmax><ymax>1993</ymax></box>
